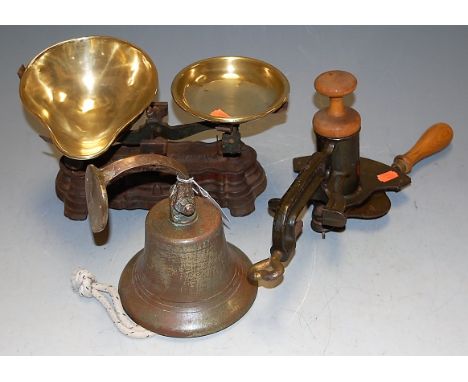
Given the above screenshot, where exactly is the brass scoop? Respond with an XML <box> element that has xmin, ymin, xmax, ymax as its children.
<box><xmin>19</xmin><ymin>36</ymin><xmax>158</xmax><ymax>160</ymax></box>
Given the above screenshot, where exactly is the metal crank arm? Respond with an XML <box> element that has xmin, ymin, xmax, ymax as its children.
<box><xmin>248</xmin><ymin>148</ymin><xmax>332</xmax><ymax>283</ymax></box>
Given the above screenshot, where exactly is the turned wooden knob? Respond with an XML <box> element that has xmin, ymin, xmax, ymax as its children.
<box><xmin>393</xmin><ymin>122</ymin><xmax>454</xmax><ymax>174</ymax></box>
<box><xmin>313</xmin><ymin>70</ymin><xmax>361</xmax><ymax>138</ymax></box>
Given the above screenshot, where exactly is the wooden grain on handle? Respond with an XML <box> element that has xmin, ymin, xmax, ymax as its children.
<box><xmin>393</xmin><ymin>122</ymin><xmax>453</xmax><ymax>174</ymax></box>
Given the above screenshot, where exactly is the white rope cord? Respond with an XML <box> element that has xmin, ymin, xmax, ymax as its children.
<box><xmin>71</xmin><ymin>269</ymin><xmax>155</xmax><ymax>339</ymax></box>
<box><xmin>175</xmin><ymin>175</ymin><xmax>231</xmax><ymax>225</ymax></box>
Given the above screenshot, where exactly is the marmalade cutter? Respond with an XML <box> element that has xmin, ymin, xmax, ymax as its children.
<box><xmin>249</xmin><ymin>70</ymin><xmax>453</xmax><ymax>284</ymax></box>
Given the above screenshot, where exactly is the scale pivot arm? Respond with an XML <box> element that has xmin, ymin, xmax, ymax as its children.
<box><xmin>120</xmin><ymin>120</ymin><xmax>217</xmax><ymax>143</ymax></box>
<box><xmin>118</xmin><ymin>102</ymin><xmax>242</xmax><ymax>154</ymax></box>
<box><xmin>120</xmin><ymin>120</ymin><xmax>242</xmax><ymax>155</ymax></box>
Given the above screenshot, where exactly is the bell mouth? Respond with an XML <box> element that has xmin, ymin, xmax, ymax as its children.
<box><xmin>171</xmin><ymin>56</ymin><xmax>289</xmax><ymax>124</ymax></box>
<box><xmin>19</xmin><ymin>36</ymin><xmax>158</xmax><ymax>160</ymax></box>
<box><xmin>118</xmin><ymin>243</ymin><xmax>257</xmax><ymax>338</ymax></box>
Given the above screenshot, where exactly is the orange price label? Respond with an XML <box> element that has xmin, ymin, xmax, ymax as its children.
<box><xmin>377</xmin><ymin>170</ymin><xmax>399</xmax><ymax>183</ymax></box>
<box><xmin>210</xmin><ymin>108</ymin><xmax>231</xmax><ymax>118</ymax></box>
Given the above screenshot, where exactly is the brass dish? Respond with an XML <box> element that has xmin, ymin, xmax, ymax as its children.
<box><xmin>171</xmin><ymin>56</ymin><xmax>289</xmax><ymax>124</ymax></box>
<box><xmin>19</xmin><ymin>36</ymin><xmax>158</xmax><ymax>160</ymax></box>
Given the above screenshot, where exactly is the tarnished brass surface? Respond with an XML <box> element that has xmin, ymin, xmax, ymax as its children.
<box><xmin>119</xmin><ymin>197</ymin><xmax>257</xmax><ymax>337</ymax></box>
<box><xmin>248</xmin><ymin>250</ymin><xmax>284</xmax><ymax>283</ymax></box>
<box><xmin>171</xmin><ymin>56</ymin><xmax>289</xmax><ymax>124</ymax></box>
<box><xmin>85</xmin><ymin>154</ymin><xmax>188</xmax><ymax>233</ymax></box>
<box><xmin>85</xmin><ymin>164</ymin><xmax>109</xmax><ymax>234</ymax></box>
<box><xmin>19</xmin><ymin>36</ymin><xmax>158</xmax><ymax>159</ymax></box>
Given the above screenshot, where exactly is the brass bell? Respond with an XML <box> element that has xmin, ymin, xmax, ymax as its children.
<box><xmin>85</xmin><ymin>153</ymin><xmax>257</xmax><ymax>337</ymax></box>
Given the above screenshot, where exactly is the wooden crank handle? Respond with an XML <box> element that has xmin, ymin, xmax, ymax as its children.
<box><xmin>393</xmin><ymin>122</ymin><xmax>453</xmax><ymax>174</ymax></box>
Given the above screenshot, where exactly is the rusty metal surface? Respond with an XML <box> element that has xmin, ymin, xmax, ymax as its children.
<box><xmin>56</xmin><ymin>139</ymin><xmax>266</xmax><ymax>219</ymax></box>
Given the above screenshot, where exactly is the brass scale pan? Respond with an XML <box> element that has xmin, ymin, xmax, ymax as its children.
<box><xmin>20</xmin><ymin>36</ymin><xmax>289</xmax><ymax>160</ymax></box>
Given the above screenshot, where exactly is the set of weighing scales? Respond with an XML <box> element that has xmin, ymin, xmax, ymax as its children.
<box><xmin>19</xmin><ymin>36</ymin><xmax>453</xmax><ymax>338</ymax></box>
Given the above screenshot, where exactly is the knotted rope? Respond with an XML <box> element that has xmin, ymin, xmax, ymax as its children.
<box><xmin>71</xmin><ymin>269</ymin><xmax>155</xmax><ymax>339</ymax></box>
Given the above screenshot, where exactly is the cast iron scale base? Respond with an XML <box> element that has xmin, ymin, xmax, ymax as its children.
<box><xmin>56</xmin><ymin>102</ymin><xmax>266</xmax><ymax>220</ymax></box>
